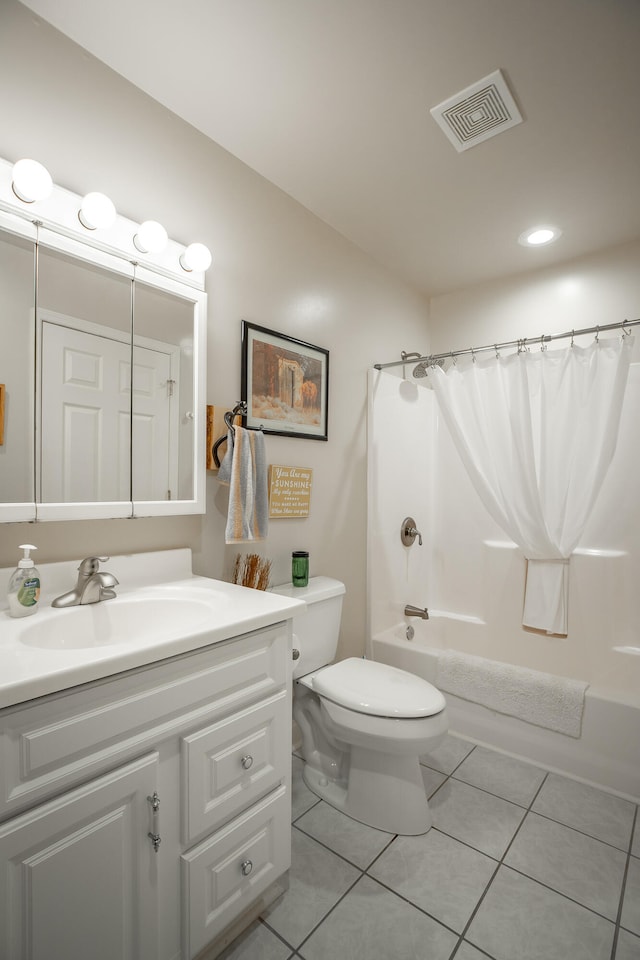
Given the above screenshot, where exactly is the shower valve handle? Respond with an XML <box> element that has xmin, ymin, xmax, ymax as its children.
<box><xmin>401</xmin><ymin>517</ymin><xmax>423</xmax><ymax>546</ymax></box>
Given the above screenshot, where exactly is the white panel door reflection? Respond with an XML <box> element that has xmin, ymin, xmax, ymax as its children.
<box><xmin>40</xmin><ymin>316</ymin><xmax>178</xmax><ymax>503</ymax></box>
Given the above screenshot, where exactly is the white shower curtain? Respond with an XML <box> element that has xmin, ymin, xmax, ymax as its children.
<box><xmin>430</xmin><ymin>336</ymin><xmax>633</xmax><ymax>635</ymax></box>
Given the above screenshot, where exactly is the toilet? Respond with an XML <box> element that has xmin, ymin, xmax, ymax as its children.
<box><xmin>272</xmin><ymin>577</ymin><xmax>448</xmax><ymax>835</ymax></box>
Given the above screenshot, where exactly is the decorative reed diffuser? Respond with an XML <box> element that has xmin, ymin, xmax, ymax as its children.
<box><xmin>232</xmin><ymin>553</ymin><xmax>272</xmax><ymax>591</ymax></box>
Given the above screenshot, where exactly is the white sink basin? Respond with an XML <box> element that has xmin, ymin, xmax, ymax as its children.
<box><xmin>18</xmin><ymin>595</ymin><xmax>215</xmax><ymax>650</ymax></box>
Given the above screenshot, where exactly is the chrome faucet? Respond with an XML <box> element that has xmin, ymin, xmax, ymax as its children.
<box><xmin>404</xmin><ymin>604</ymin><xmax>429</xmax><ymax>620</ymax></box>
<box><xmin>52</xmin><ymin>557</ymin><xmax>119</xmax><ymax>608</ymax></box>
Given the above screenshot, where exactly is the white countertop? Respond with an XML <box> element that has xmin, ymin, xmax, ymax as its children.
<box><xmin>0</xmin><ymin>548</ymin><xmax>305</xmax><ymax>710</ymax></box>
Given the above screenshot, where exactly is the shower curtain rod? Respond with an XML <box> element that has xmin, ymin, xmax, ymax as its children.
<box><xmin>373</xmin><ymin>317</ymin><xmax>640</xmax><ymax>371</ymax></box>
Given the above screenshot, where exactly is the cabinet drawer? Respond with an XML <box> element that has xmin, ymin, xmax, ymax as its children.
<box><xmin>0</xmin><ymin>624</ymin><xmax>289</xmax><ymax>818</ymax></box>
<box><xmin>182</xmin><ymin>691</ymin><xmax>290</xmax><ymax>843</ymax></box>
<box><xmin>181</xmin><ymin>785</ymin><xmax>290</xmax><ymax>960</ymax></box>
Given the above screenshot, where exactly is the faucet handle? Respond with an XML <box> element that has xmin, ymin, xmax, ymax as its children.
<box><xmin>78</xmin><ymin>556</ymin><xmax>110</xmax><ymax>576</ymax></box>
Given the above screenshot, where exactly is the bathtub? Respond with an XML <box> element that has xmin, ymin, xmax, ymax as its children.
<box><xmin>372</xmin><ymin>614</ymin><xmax>640</xmax><ymax>802</ymax></box>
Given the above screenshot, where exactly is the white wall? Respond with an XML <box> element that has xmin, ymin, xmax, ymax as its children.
<box><xmin>369</xmin><ymin>239</ymin><xmax>640</xmax><ymax>703</ymax></box>
<box><xmin>0</xmin><ymin>0</ymin><xmax>430</xmax><ymax>660</ymax></box>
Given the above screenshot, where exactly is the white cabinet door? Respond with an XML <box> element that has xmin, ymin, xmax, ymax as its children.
<box><xmin>0</xmin><ymin>752</ymin><xmax>160</xmax><ymax>960</ymax></box>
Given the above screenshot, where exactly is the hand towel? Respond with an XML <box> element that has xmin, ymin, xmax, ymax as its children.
<box><xmin>218</xmin><ymin>427</ymin><xmax>268</xmax><ymax>543</ymax></box>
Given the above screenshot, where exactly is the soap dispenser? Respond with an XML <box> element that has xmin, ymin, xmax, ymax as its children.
<box><xmin>7</xmin><ymin>544</ymin><xmax>41</xmax><ymax>618</ymax></box>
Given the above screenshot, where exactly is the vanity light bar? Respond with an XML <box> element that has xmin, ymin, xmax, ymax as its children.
<box><xmin>0</xmin><ymin>157</ymin><xmax>211</xmax><ymax>288</ymax></box>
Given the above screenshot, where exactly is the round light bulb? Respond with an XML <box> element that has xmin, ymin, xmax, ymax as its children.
<box><xmin>133</xmin><ymin>220</ymin><xmax>168</xmax><ymax>254</ymax></box>
<box><xmin>12</xmin><ymin>159</ymin><xmax>53</xmax><ymax>203</ymax></box>
<box><xmin>78</xmin><ymin>192</ymin><xmax>116</xmax><ymax>230</ymax></box>
<box><xmin>518</xmin><ymin>225</ymin><xmax>561</xmax><ymax>247</ymax></box>
<box><xmin>180</xmin><ymin>242</ymin><xmax>212</xmax><ymax>272</ymax></box>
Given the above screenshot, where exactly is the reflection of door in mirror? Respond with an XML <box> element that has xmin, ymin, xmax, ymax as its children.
<box><xmin>37</xmin><ymin>247</ymin><xmax>133</xmax><ymax>505</ymax></box>
<box><xmin>133</xmin><ymin>281</ymin><xmax>195</xmax><ymax>503</ymax></box>
<box><xmin>0</xmin><ymin>230</ymin><xmax>36</xmax><ymax>505</ymax></box>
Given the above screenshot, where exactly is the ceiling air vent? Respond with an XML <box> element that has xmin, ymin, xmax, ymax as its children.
<box><xmin>430</xmin><ymin>69</ymin><xmax>523</xmax><ymax>152</ymax></box>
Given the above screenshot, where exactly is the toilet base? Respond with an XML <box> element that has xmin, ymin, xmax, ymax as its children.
<box><xmin>302</xmin><ymin>746</ymin><xmax>432</xmax><ymax>835</ymax></box>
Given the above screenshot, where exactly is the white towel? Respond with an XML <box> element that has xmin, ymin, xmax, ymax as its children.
<box><xmin>218</xmin><ymin>427</ymin><xmax>268</xmax><ymax>544</ymax></box>
<box><xmin>437</xmin><ymin>649</ymin><xmax>588</xmax><ymax>738</ymax></box>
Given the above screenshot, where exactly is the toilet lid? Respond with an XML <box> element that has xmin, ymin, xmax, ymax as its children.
<box><xmin>308</xmin><ymin>657</ymin><xmax>446</xmax><ymax>718</ymax></box>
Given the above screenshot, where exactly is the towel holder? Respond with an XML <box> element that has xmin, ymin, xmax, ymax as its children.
<box><xmin>212</xmin><ymin>401</ymin><xmax>265</xmax><ymax>468</ymax></box>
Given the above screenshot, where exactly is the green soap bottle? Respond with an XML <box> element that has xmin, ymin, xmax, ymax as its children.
<box><xmin>7</xmin><ymin>544</ymin><xmax>41</xmax><ymax>618</ymax></box>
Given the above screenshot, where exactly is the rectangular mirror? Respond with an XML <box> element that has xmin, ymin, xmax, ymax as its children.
<box><xmin>0</xmin><ymin>223</ymin><xmax>36</xmax><ymax>520</ymax></box>
<box><xmin>0</xmin><ymin>216</ymin><xmax>206</xmax><ymax>523</ymax></box>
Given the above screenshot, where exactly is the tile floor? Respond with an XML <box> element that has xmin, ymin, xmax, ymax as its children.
<box><xmin>221</xmin><ymin>734</ymin><xmax>640</xmax><ymax>960</ymax></box>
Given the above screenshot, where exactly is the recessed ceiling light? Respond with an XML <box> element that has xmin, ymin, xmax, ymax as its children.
<box><xmin>518</xmin><ymin>225</ymin><xmax>562</xmax><ymax>247</ymax></box>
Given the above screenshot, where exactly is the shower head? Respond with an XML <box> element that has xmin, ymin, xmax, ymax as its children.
<box><xmin>412</xmin><ymin>358</ymin><xmax>444</xmax><ymax>378</ymax></box>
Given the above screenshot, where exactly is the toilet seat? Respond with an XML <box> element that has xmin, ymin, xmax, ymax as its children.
<box><xmin>301</xmin><ymin>657</ymin><xmax>446</xmax><ymax>718</ymax></box>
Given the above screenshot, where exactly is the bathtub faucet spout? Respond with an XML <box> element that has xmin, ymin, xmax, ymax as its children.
<box><xmin>404</xmin><ymin>604</ymin><xmax>429</xmax><ymax>620</ymax></box>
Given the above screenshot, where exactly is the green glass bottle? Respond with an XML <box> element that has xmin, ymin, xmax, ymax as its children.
<box><xmin>291</xmin><ymin>550</ymin><xmax>309</xmax><ymax>587</ymax></box>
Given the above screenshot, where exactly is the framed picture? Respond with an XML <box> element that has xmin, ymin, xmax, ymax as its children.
<box><xmin>241</xmin><ymin>321</ymin><xmax>329</xmax><ymax>440</ymax></box>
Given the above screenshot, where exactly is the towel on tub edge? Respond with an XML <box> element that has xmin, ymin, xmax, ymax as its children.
<box><xmin>437</xmin><ymin>649</ymin><xmax>588</xmax><ymax>738</ymax></box>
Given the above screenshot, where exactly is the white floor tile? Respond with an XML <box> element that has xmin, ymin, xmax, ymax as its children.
<box><xmin>261</xmin><ymin>827</ymin><xmax>359</xmax><ymax>948</ymax></box>
<box><xmin>532</xmin><ymin>773</ymin><xmax>635</xmax><ymax>850</ymax></box>
<box><xmin>505</xmin><ymin>812</ymin><xmax>627</xmax><ymax>919</ymax></box>
<box><xmin>420</xmin><ymin>733</ymin><xmax>475</xmax><ymax>775</ymax></box>
<box><xmin>467</xmin><ymin>866</ymin><xmax>615</xmax><ymax>960</ymax></box>
<box><xmin>453</xmin><ymin>745</ymin><xmax>546</xmax><ymax>807</ymax></box>
<box><xmin>369</xmin><ymin>828</ymin><xmax>497</xmax><ymax>932</ymax></box>
<box><xmin>430</xmin><ymin>777</ymin><xmax>525</xmax><ymax>859</ymax></box>
<box><xmin>298</xmin><ymin>875</ymin><xmax>457</xmax><ymax>960</ymax></box>
<box><xmin>621</xmin><ymin>855</ymin><xmax>640</xmax><ymax>937</ymax></box>
<box><xmin>295</xmin><ymin>800</ymin><xmax>393</xmax><ymax>869</ymax></box>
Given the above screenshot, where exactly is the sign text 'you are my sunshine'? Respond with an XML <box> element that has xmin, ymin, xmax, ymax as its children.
<box><xmin>268</xmin><ymin>465</ymin><xmax>313</xmax><ymax>518</ymax></box>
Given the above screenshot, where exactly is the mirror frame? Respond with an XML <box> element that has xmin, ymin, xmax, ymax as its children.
<box><xmin>0</xmin><ymin>165</ymin><xmax>207</xmax><ymax>522</ymax></box>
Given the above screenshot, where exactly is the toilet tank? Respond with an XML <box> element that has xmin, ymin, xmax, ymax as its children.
<box><xmin>271</xmin><ymin>576</ymin><xmax>345</xmax><ymax>678</ymax></box>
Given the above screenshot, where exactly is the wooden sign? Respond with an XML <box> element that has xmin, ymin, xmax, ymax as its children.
<box><xmin>268</xmin><ymin>465</ymin><xmax>313</xmax><ymax>518</ymax></box>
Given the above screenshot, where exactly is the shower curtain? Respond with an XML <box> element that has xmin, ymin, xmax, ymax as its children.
<box><xmin>430</xmin><ymin>335</ymin><xmax>633</xmax><ymax>635</ymax></box>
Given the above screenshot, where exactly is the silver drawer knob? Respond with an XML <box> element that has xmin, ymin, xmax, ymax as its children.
<box><xmin>241</xmin><ymin>755</ymin><xmax>253</xmax><ymax>770</ymax></box>
<box><xmin>292</xmin><ymin>648</ymin><xmax>300</xmax><ymax>660</ymax></box>
<box><xmin>241</xmin><ymin>859</ymin><xmax>253</xmax><ymax>876</ymax></box>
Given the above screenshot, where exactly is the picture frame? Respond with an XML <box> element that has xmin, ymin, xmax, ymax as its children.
<box><xmin>241</xmin><ymin>321</ymin><xmax>329</xmax><ymax>440</ymax></box>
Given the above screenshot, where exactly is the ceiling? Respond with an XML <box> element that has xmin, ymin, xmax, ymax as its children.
<box><xmin>18</xmin><ymin>0</ymin><xmax>640</xmax><ymax>298</ymax></box>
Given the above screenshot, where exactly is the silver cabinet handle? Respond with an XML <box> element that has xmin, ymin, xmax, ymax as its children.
<box><xmin>292</xmin><ymin>648</ymin><xmax>300</xmax><ymax>660</ymax></box>
<box><xmin>147</xmin><ymin>791</ymin><xmax>161</xmax><ymax>853</ymax></box>
<box><xmin>241</xmin><ymin>859</ymin><xmax>253</xmax><ymax>876</ymax></box>
<box><xmin>241</xmin><ymin>755</ymin><xmax>254</xmax><ymax>770</ymax></box>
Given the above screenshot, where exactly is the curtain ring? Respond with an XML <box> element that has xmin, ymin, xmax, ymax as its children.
<box><xmin>450</xmin><ymin>351</ymin><xmax>457</xmax><ymax>365</ymax></box>
<box><xmin>540</xmin><ymin>334</ymin><xmax>547</xmax><ymax>352</ymax></box>
<box><xmin>471</xmin><ymin>347</ymin><xmax>476</xmax><ymax>363</ymax></box>
<box><xmin>570</xmin><ymin>330</ymin><xmax>575</xmax><ymax>347</ymax></box>
<box><xmin>595</xmin><ymin>325</ymin><xmax>600</xmax><ymax>343</ymax></box>
<box><xmin>494</xmin><ymin>344</ymin><xmax>500</xmax><ymax>359</ymax></box>
<box><xmin>621</xmin><ymin>320</ymin><xmax>632</xmax><ymax>338</ymax></box>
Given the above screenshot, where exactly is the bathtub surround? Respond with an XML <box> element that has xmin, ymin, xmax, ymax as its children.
<box><xmin>437</xmin><ymin>649</ymin><xmax>588</xmax><ymax>738</ymax></box>
<box><xmin>368</xmin><ymin>310</ymin><xmax>640</xmax><ymax>798</ymax></box>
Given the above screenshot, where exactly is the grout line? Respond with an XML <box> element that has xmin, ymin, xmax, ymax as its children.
<box><xmin>610</xmin><ymin>804</ymin><xmax>639</xmax><ymax>960</ymax></box>
<box><xmin>290</xmin><ymin>795</ymin><xmax>322</xmax><ymax>825</ymax></box>
<box><xmin>528</xmin><ymin>807</ymin><xmax>635</xmax><ymax>855</ymax></box>
<box><xmin>292</xmin><ymin>817</ymin><xmax>396</xmax><ymax>872</ymax></box>
<box><xmin>284</xmin><ymin>871</ymin><xmax>365</xmax><ymax>956</ymax></box>
<box><xmin>450</xmin><ymin>770</ymin><xmax>549</xmax><ymax>955</ymax></box>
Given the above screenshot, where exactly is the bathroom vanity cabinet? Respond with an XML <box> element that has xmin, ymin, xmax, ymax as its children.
<box><xmin>0</xmin><ymin>620</ymin><xmax>293</xmax><ymax>960</ymax></box>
